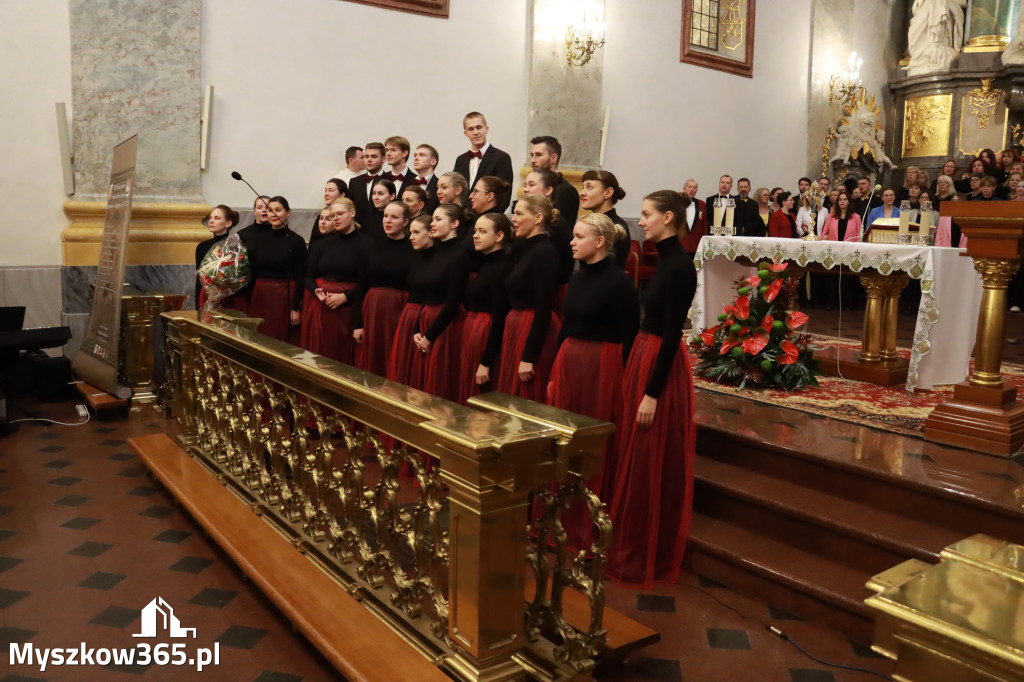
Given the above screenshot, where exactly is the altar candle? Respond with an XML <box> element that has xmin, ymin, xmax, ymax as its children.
<box><xmin>898</xmin><ymin>209</ymin><xmax>911</xmax><ymax>235</ymax></box>
<box><xmin>918</xmin><ymin>209</ymin><xmax>932</xmax><ymax>235</ymax></box>
<box><xmin>725</xmin><ymin>206</ymin><xmax>735</xmax><ymax>228</ymax></box>
<box><xmin>713</xmin><ymin>205</ymin><xmax>724</xmax><ymax>227</ymax></box>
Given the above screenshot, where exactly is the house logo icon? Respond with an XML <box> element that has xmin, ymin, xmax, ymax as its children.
<box><xmin>132</xmin><ymin>597</ymin><xmax>196</xmax><ymax>638</ymax></box>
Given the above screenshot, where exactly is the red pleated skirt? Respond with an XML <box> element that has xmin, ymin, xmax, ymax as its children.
<box><xmin>301</xmin><ymin>280</ymin><xmax>358</xmax><ymax>364</ymax></box>
<box><xmin>459</xmin><ymin>311</ymin><xmax>497</xmax><ymax>404</ymax></box>
<box><xmin>543</xmin><ymin>339</ymin><xmax>625</xmax><ymax>551</ymax></box>
<box><xmin>355</xmin><ymin>287</ymin><xmax>408</xmax><ymax>377</ymax></box>
<box><xmin>299</xmin><ymin>289</ymin><xmax>318</xmax><ymax>350</ymax></box>
<box><xmin>605</xmin><ymin>331</ymin><xmax>696</xmax><ymax>589</ymax></box>
<box><xmin>249</xmin><ymin>278</ymin><xmax>299</xmax><ymax>344</ymax></box>
<box><xmin>411</xmin><ymin>304</ymin><xmax>464</xmax><ymax>402</ymax></box>
<box><xmin>495</xmin><ymin>308</ymin><xmax>561</xmax><ymax>402</ymax></box>
<box><xmin>387</xmin><ymin>302</ymin><xmax>425</xmax><ymax>389</ymax></box>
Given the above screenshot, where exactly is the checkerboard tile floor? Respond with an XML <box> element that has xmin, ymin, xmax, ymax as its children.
<box><xmin>0</xmin><ymin>402</ymin><xmax>893</xmax><ymax>681</ymax></box>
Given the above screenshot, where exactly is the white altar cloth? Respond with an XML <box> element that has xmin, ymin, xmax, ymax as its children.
<box><xmin>688</xmin><ymin>237</ymin><xmax>984</xmax><ymax>392</ymax></box>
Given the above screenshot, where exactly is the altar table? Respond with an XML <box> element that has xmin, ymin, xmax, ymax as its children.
<box><xmin>688</xmin><ymin>237</ymin><xmax>983</xmax><ymax>392</ymax></box>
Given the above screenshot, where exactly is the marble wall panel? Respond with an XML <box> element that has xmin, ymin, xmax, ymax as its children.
<box><xmin>62</xmin><ymin>312</ymin><xmax>89</xmax><ymax>360</ymax></box>
<box><xmin>69</xmin><ymin>0</ymin><xmax>201</xmax><ymax>202</ymax></box>
<box><xmin>806</xmin><ymin>0</ymin><xmax>906</xmax><ymax>178</ymax></box>
<box><xmin>527</xmin><ymin>0</ymin><xmax>605</xmax><ymax>169</ymax></box>
<box><xmin>63</xmin><ymin>264</ymin><xmax>197</xmax><ymax>315</ymax></box>
<box><xmin>3</xmin><ymin>267</ymin><xmax>62</xmax><ymax>329</ymax></box>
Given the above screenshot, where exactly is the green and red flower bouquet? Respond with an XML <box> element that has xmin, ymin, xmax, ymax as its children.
<box><xmin>691</xmin><ymin>261</ymin><xmax>821</xmax><ymax>390</ymax></box>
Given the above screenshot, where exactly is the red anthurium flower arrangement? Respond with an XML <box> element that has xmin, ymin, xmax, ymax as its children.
<box><xmin>691</xmin><ymin>259</ymin><xmax>821</xmax><ymax>390</ymax></box>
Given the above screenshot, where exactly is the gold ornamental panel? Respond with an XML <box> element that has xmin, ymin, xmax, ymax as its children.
<box><xmin>958</xmin><ymin>80</ymin><xmax>1008</xmax><ymax>156</ymax></box>
<box><xmin>902</xmin><ymin>94</ymin><xmax>952</xmax><ymax>159</ymax></box>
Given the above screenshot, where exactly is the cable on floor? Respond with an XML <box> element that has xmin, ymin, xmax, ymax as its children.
<box><xmin>682</xmin><ymin>583</ymin><xmax>895</xmax><ymax>681</ymax></box>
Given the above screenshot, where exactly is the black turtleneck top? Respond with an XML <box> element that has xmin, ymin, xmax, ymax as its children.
<box><xmin>238</xmin><ymin>224</ymin><xmax>308</xmax><ymax>310</ymax></box>
<box><xmin>558</xmin><ymin>256</ymin><xmax>639</xmax><ymax>364</ymax></box>
<box><xmin>194</xmin><ymin>231</ymin><xmax>229</xmax><ymax>306</ymax></box>
<box><xmin>464</xmin><ymin>249</ymin><xmax>512</xmax><ymax>367</ymax></box>
<box><xmin>304</xmin><ymin>228</ymin><xmax>371</xmax><ymax>295</ymax></box>
<box><xmin>639</xmin><ymin>236</ymin><xmax>697</xmax><ymax>398</ymax></box>
<box><xmin>601</xmin><ymin>208</ymin><xmax>632</xmax><ymax>269</ymax></box>
<box><xmin>549</xmin><ymin>216</ymin><xmax>574</xmax><ymax>284</ymax></box>
<box><xmin>352</xmin><ymin>234</ymin><xmax>415</xmax><ymax>328</ymax></box>
<box><xmin>362</xmin><ymin>209</ymin><xmax>385</xmax><ymax>241</ymax></box>
<box><xmin>406</xmin><ymin>238</ymin><xmax>471</xmax><ymax>341</ymax></box>
<box><xmin>506</xmin><ymin>233</ymin><xmax>559</xmax><ymax>364</ymax></box>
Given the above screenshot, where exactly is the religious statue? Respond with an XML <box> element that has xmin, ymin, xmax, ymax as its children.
<box><xmin>829</xmin><ymin>90</ymin><xmax>894</xmax><ymax>173</ymax></box>
<box><xmin>906</xmin><ymin>0</ymin><xmax>967</xmax><ymax>76</ymax></box>
<box><xmin>1003</xmin><ymin>9</ymin><xmax>1024</xmax><ymax>65</ymax></box>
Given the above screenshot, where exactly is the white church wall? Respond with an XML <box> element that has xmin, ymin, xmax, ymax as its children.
<box><xmin>601</xmin><ymin>0</ymin><xmax>813</xmax><ymax>217</ymax></box>
<box><xmin>200</xmin><ymin>0</ymin><xmax>531</xmax><ymax>210</ymax></box>
<box><xmin>0</xmin><ymin>0</ymin><xmax>73</xmax><ymax>267</ymax></box>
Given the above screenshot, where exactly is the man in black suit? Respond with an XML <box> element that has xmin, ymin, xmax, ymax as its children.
<box><xmin>734</xmin><ymin>177</ymin><xmax>762</xmax><ymax>236</ymax></box>
<box><xmin>383</xmin><ymin>136</ymin><xmax>417</xmax><ymax>198</ymax></box>
<box><xmin>412</xmin><ymin>144</ymin><xmax>440</xmax><ymax>213</ymax></box>
<box><xmin>705</xmin><ymin>174</ymin><xmax>735</xmax><ymax>230</ymax></box>
<box><xmin>530</xmin><ymin>135</ymin><xmax>579</xmax><ymax>226</ymax></box>
<box><xmin>852</xmin><ymin>176</ymin><xmax>882</xmax><ymax>218</ymax></box>
<box><xmin>349</xmin><ymin>142</ymin><xmax>385</xmax><ymax>225</ymax></box>
<box><xmin>453</xmin><ymin>111</ymin><xmax>514</xmax><ymax>212</ymax></box>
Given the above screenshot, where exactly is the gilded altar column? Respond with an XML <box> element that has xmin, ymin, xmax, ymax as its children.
<box><xmin>965</xmin><ymin>0</ymin><xmax>1016</xmax><ymax>50</ymax></box>
<box><xmin>859</xmin><ymin>275</ymin><xmax>886</xmax><ymax>363</ymax></box>
<box><xmin>970</xmin><ymin>258</ymin><xmax>1019</xmax><ymax>387</ymax></box>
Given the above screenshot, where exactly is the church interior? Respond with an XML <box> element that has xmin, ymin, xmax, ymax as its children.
<box><xmin>3</xmin><ymin>1</ymin><xmax>1024</xmax><ymax>681</ymax></box>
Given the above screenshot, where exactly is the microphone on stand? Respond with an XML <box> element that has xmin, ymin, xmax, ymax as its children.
<box><xmin>232</xmin><ymin>171</ymin><xmax>283</xmax><ymax>225</ymax></box>
<box><xmin>859</xmin><ymin>183</ymin><xmax>882</xmax><ymax>241</ymax></box>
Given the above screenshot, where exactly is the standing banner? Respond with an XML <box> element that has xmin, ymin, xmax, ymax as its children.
<box><xmin>72</xmin><ymin>134</ymin><xmax>137</xmax><ymax>399</ymax></box>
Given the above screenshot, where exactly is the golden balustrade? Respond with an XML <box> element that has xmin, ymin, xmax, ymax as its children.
<box><xmin>157</xmin><ymin>309</ymin><xmax>615</xmax><ymax>681</ymax></box>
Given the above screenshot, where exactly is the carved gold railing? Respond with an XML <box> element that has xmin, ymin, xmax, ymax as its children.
<box><xmin>160</xmin><ymin>310</ymin><xmax>615</xmax><ymax>682</ymax></box>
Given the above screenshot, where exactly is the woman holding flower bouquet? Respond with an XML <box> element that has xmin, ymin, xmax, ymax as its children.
<box><xmin>605</xmin><ymin>190</ymin><xmax>697</xmax><ymax>589</ymax></box>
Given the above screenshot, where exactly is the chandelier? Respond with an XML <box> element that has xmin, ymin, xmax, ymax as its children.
<box><xmin>829</xmin><ymin>52</ymin><xmax>863</xmax><ymax>106</ymax></box>
<box><xmin>566</xmin><ymin>2</ymin><xmax>606</xmax><ymax>67</ymax></box>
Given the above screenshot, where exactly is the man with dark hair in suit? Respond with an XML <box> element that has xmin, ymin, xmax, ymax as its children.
<box><xmin>349</xmin><ymin>142</ymin><xmax>385</xmax><ymax>226</ymax></box>
<box><xmin>852</xmin><ymin>176</ymin><xmax>882</xmax><ymax>217</ymax></box>
<box><xmin>734</xmin><ymin>177</ymin><xmax>762</xmax><ymax>236</ymax></box>
<box><xmin>679</xmin><ymin>178</ymin><xmax>707</xmax><ymax>256</ymax></box>
<box><xmin>706</xmin><ymin>174</ymin><xmax>735</xmax><ymax>229</ymax></box>
<box><xmin>453</xmin><ymin>112</ymin><xmax>514</xmax><ymax>212</ymax></box>
<box><xmin>383</xmin><ymin>136</ymin><xmax>416</xmax><ymax>198</ymax></box>
<box><xmin>412</xmin><ymin>144</ymin><xmax>440</xmax><ymax>213</ymax></box>
<box><xmin>530</xmin><ymin>135</ymin><xmax>579</xmax><ymax>226</ymax></box>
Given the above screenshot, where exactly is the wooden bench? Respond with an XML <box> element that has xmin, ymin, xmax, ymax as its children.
<box><xmin>129</xmin><ymin>433</ymin><xmax>450</xmax><ymax>682</ymax></box>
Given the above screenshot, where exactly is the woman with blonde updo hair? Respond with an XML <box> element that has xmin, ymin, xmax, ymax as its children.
<box><xmin>353</xmin><ymin>200</ymin><xmax>415</xmax><ymax>376</ymax></box>
<box><xmin>496</xmin><ymin>194</ymin><xmax>562</xmax><ymax>401</ymax></box>
<box><xmin>300</xmin><ymin>197</ymin><xmax>370</xmax><ymax>363</ymax></box>
<box><xmin>542</xmin><ymin>212</ymin><xmax>639</xmax><ymax>550</ymax></box>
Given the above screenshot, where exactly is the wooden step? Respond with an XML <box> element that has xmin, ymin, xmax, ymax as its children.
<box><xmin>129</xmin><ymin>433</ymin><xmax>450</xmax><ymax>682</ymax></box>
<box><xmin>694</xmin><ymin>455</ymin><xmax>963</xmax><ymax>567</ymax></box>
<box><xmin>687</xmin><ymin>512</ymin><xmax>875</xmax><ymax>643</ymax></box>
<box><xmin>76</xmin><ymin>381</ymin><xmax>128</xmax><ymax>412</ymax></box>
<box><xmin>698</xmin><ymin>427</ymin><xmax>1024</xmax><ymax>548</ymax></box>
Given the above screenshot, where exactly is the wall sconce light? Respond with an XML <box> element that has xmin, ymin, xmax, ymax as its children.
<box><xmin>829</xmin><ymin>52</ymin><xmax>863</xmax><ymax>106</ymax></box>
<box><xmin>566</xmin><ymin>2</ymin><xmax>606</xmax><ymax>67</ymax></box>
